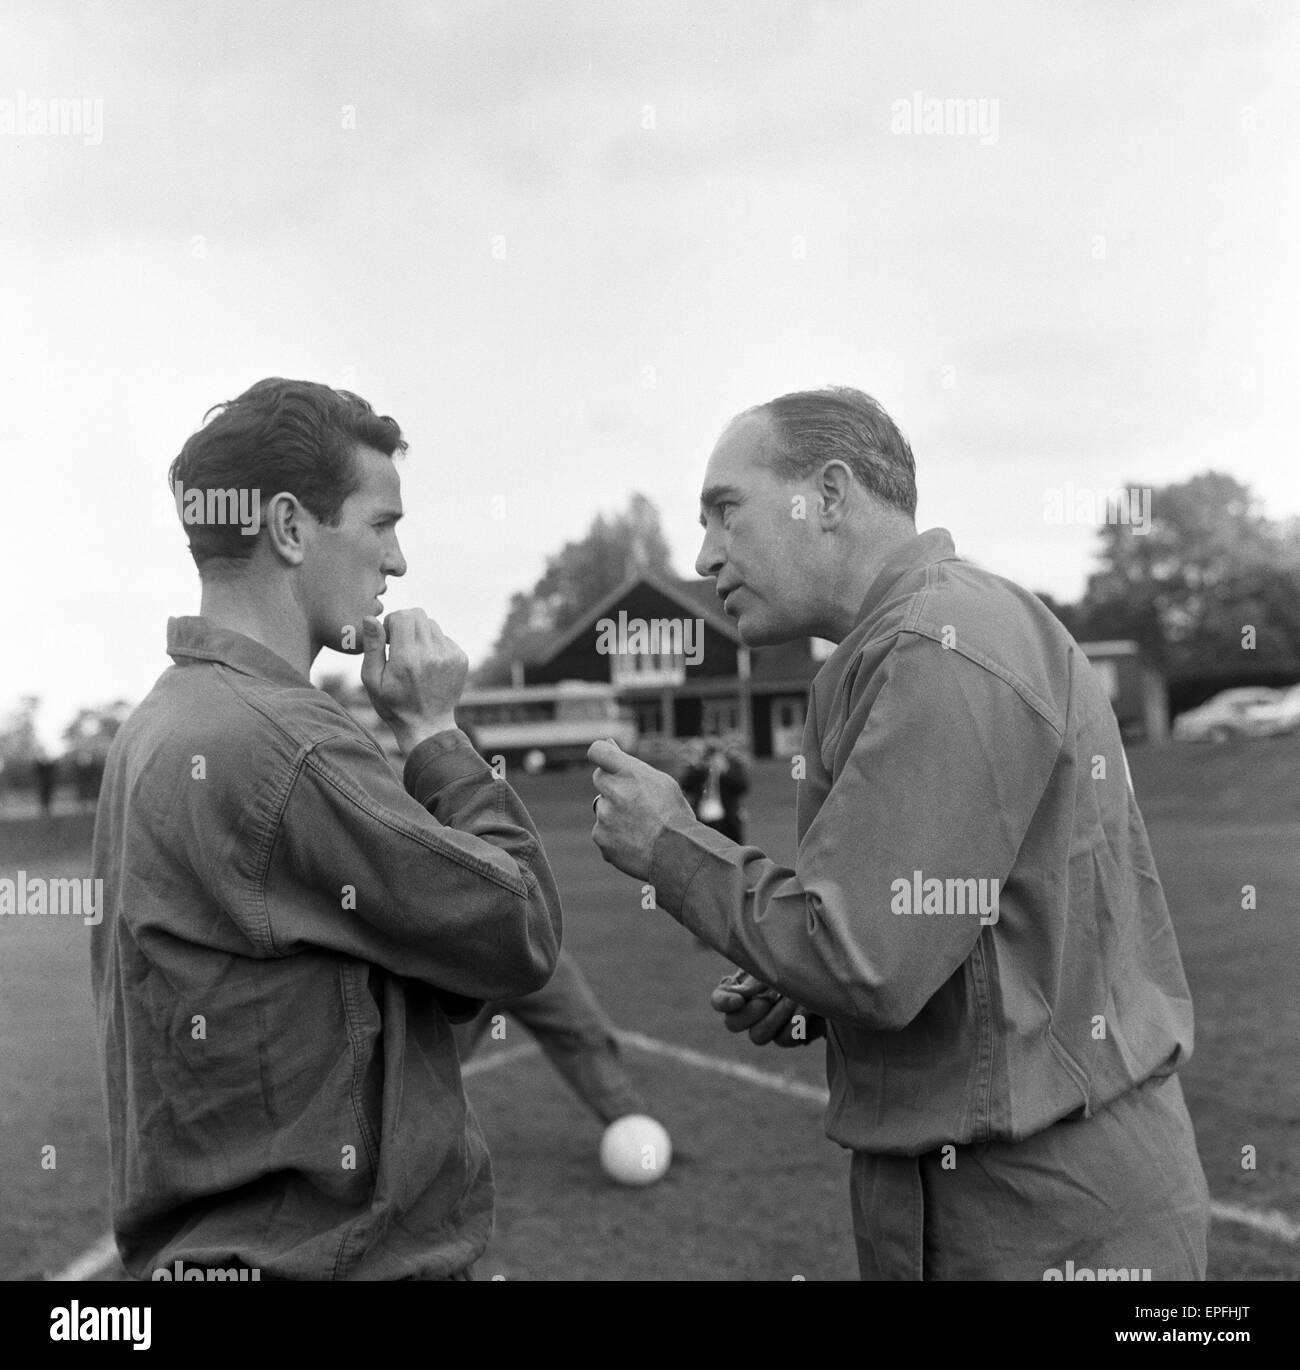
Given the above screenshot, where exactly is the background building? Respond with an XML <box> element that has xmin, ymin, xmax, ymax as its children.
<box><xmin>522</xmin><ymin>571</ymin><xmax>1167</xmax><ymax>756</ymax></box>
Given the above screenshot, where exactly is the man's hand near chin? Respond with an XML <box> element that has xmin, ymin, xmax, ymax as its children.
<box><xmin>588</xmin><ymin>738</ymin><xmax>698</xmax><ymax>882</ymax></box>
<box><xmin>361</xmin><ymin>609</ymin><xmax>467</xmax><ymax>757</ymax></box>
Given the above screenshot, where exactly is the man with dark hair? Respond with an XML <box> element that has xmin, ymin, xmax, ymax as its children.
<box><xmin>167</xmin><ymin>377</ymin><xmax>408</xmax><ymax>576</ymax></box>
<box><xmin>589</xmin><ymin>385</ymin><xmax>1208</xmax><ymax>1280</ymax></box>
<box><xmin>92</xmin><ymin>377</ymin><xmax>562</xmax><ymax>1280</ymax></box>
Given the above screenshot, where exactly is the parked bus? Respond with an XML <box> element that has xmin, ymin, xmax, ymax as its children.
<box><xmin>457</xmin><ymin>681</ymin><xmax>636</xmax><ymax>772</ymax></box>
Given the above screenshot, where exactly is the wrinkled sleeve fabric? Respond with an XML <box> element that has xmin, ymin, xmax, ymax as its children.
<box><xmin>257</xmin><ymin>727</ymin><xmax>563</xmax><ymax>1002</ymax></box>
<box><xmin>647</xmin><ymin>632</ymin><xmax>1062</xmax><ymax>1030</ymax></box>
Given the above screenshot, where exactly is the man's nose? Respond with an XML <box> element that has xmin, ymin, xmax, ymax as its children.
<box><xmin>387</xmin><ymin>541</ymin><xmax>408</xmax><ymax>578</ymax></box>
<box><xmin>695</xmin><ymin>532</ymin><xmax>723</xmax><ymax>580</ymax></box>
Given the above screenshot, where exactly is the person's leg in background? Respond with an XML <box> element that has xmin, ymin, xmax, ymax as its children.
<box><xmin>452</xmin><ymin>946</ymin><xmax>649</xmax><ymax>1124</ymax></box>
<box><xmin>451</xmin><ymin>996</ymin><xmax>498</xmax><ymax>1063</ymax></box>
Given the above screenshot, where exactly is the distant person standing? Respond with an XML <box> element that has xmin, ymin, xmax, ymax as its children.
<box><xmin>33</xmin><ymin>752</ymin><xmax>58</xmax><ymax>815</ymax></box>
<box><xmin>73</xmin><ymin>751</ymin><xmax>103</xmax><ymax>807</ymax></box>
<box><xmin>679</xmin><ymin>737</ymin><xmax>750</xmax><ymax>844</ymax></box>
<box><xmin>679</xmin><ymin>737</ymin><xmax>750</xmax><ymax>951</ymax></box>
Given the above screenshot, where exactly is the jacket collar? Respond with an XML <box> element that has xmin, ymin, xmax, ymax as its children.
<box><xmin>166</xmin><ymin>616</ymin><xmax>314</xmax><ymax>689</ymax></box>
<box><xmin>852</xmin><ymin>527</ymin><xmax>960</xmax><ymax>629</ymax></box>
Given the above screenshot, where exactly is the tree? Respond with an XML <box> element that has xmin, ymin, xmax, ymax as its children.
<box><xmin>475</xmin><ymin>493</ymin><xmax>675</xmax><ymax>684</ymax></box>
<box><xmin>0</xmin><ymin>696</ymin><xmax>41</xmax><ymax>784</ymax></box>
<box><xmin>0</xmin><ymin>695</ymin><xmax>40</xmax><ymax>757</ymax></box>
<box><xmin>62</xmin><ymin>701</ymin><xmax>134</xmax><ymax>758</ymax></box>
<box><xmin>1075</xmin><ymin>472</ymin><xmax>1300</xmax><ymax>675</ymax></box>
<box><xmin>1032</xmin><ymin>591</ymin><xmax>1088</xmax><ymax>641</ymax></box>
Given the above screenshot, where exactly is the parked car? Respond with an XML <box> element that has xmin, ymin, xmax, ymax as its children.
<box><xmin>1269</xmin><ymin>682</ymin><xmax>1300</xmax><ymax>733</ymax></box>
<box><xmin>1172</xmin><ymin>687</ymin><xmax>1296</xmax><ymax>742</ymax></box>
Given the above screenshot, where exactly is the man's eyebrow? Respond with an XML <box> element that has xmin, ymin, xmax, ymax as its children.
<box><xmin>697</xmin><ymin>485</ymin><xmax>740</xmax><ymax>526</ymax></box>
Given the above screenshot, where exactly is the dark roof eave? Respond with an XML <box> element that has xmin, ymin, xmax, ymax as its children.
<box><xmin>529</xmin><ymin>570</ymin><xmax>743</xmax><ymax>667</ymax></box>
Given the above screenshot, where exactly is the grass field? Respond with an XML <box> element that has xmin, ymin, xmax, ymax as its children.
<box><xmin>1</xmin><ymin>736</ymin><xmax>1296</xmax><ymax>1281</ymax></box>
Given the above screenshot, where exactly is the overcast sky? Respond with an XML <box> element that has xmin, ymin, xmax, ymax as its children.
<box><xmin>2</xmin><ymin>0</ymin><xmax>1295</xmax><ymax>748</ymax></box>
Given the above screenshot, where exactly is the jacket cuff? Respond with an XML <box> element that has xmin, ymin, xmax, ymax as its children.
<box><xmin>403</xmin><ymin>729</ymin><xmax>491</xmax><ymax>801</ymax></box>
<box><xmin>646</xmin><ymin>821</ymin><xmax>734</xmax><ymax>920</ymax></box>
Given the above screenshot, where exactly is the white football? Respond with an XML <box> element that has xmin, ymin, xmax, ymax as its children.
<box><xmin>599</xmin><ymin>1114</ymin><xmax>672</xmax><ymax>1187</ymax></box>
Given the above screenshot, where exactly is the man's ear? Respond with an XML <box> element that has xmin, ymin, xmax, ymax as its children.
<box><xmin>264</xmin><ymin>490</ymin><xmax>307</xmax><ymax>566</ymax></box>
<box><xmin>817</xmin><ymin>461</ymin><xmax>854</xmax><ymax>528</ymax></box>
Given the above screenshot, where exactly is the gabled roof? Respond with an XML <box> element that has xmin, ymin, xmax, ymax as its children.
<box><xmin>530</xmin><ymin>568</ymin><xmax>742</xmax><ymax>666</ymax></box>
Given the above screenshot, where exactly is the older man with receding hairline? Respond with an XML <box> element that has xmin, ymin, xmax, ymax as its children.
<box><xmin>589</xmin><ymin>385</ymin><xmax>1209</xmax><ymax>1281</ymax></box>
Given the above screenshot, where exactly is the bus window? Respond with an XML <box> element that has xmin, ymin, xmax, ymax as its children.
<box><xmin>558</xmin><ymin>697</ymin><xmax>608</xmax><ymax>722</ymax></box>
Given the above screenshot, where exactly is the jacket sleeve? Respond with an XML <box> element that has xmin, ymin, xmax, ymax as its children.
<box><xmin>646</xmin><ymin>632</ymin><xmax>1062</xmax><ymax>1029</ymax></box>
<box><xmin>261</xmin><ymin>727</ymin><xmax>563</xmax><ymax>1001</ymax></box>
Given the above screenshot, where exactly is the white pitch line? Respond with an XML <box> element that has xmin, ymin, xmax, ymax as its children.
<box><xmin>1209</xmin><ymin>1202</ymin><xmax>1300</xmax><ymax>1243</ymax></box>
<box><xmin>616</xmin><ymin>1029</ymin><xmax>832</xmax><ymax>1104</ymax></box>
<box><xmin>618</xmin><ymin>1030</ymin><xmax>1300</xmax><ymax>1246</ymax></box>
<box><xmin>50</xmin><ymin>1231</ymin><xmax>118</xmax><ymax>1282</ymax></box>
<box><xmin>462</xmin><ymin>1041</ymin><xmax>541</xmax><ymax>1076</ymax></box>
